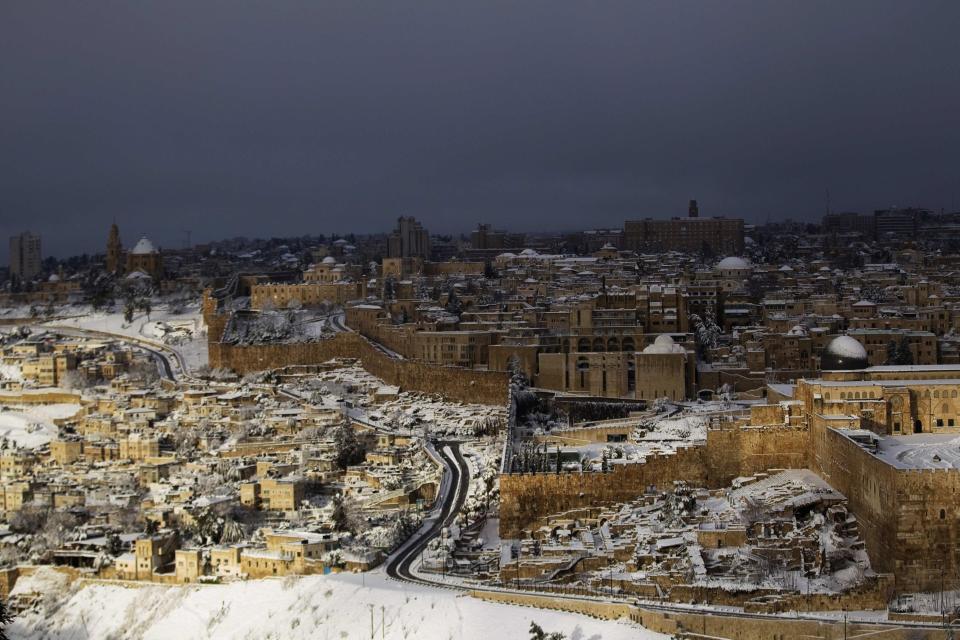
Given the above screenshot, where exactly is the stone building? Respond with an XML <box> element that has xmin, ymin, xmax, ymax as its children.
<box><xmin>387</xmin><ymin>216</ymin><xmax>430</xmax><ymax>259</ymax></box>
<box><xmin>126</xmin><ymin>236</ymin><xmax>163</xmax><ymax>280</ymax></box>
<box><xmin>535</xmin><ymin>334</ymin><xmax>693</xmax><ymax>400</ymax></box>
<box><xmin>623</xmin><ymin>217</ymin><xmax>744</xmax><ymax>255</ymax></box>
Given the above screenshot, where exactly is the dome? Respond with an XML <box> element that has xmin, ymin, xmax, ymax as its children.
<box><xmin>519</xmin><ymin>248</ymin><xmax>538</xmax><ymax>256</ymax></box>
<box><xmin>321</xmin><ymin>256</ymin><xmax>337</xmax><ymax>265</ymax></box>
<box><xmin>643</xmin><ymin>334</ymin><xmax>684</xmax><ymax>354</ymax></box>
<box><xmin>48</xmin><ymin>273</ymin><xmax>60</xmax><ymax>282</ymax></box>
<box><xmin>716</xmin><ymin>256</ymin><xmax>751</xmax><ymax>270</ymax></box>
<box><xmin>821</xmin><ymin>336</ymin><xmax>869</xmax><ymax>370</ymax></box>
<box><xmin>497</xmin><ymin>252</ymin><xmax>516</xmax><ymax>259</ymax></box>
<box><xmin>131</xmin><ymin>236</ymin><xmax>157</xmax><ymax>255</ymax></box>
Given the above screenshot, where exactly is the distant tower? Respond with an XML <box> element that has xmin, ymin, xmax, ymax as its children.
<box><xmin>688</xmin><ymin>199</ymin><xmax>699</xmax><ymax>218</ymax></box>
<box><xmin>106</xmin><ymin>222</ymin><xmax>123</xmax><ymax>274</ymax></box>
<box><xmin>9</xmin><ymin>232</ymin><xmax>42</xmax><ymax>281</ymax></box>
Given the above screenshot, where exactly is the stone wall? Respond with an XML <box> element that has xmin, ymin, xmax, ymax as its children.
<box><xmin>500</xmin><ymin>425</ymin><xmax>810</xmax><ymax>537</ymax></box>
<box><xmin>470</xmin><ymin>590</ymin><xmax>949</xmax><ymax>640</ymax></box>
<box><xmin>810</xmin><ymin>421</ymin><xmax>960</xmax><ymax>593</ymax></box>
<box><xmin>208</xmin><ymin>331</ymin><xmax>508</xmax><ymax>406</ymax></box>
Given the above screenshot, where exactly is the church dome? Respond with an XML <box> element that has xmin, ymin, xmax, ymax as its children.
<box><xmin>131</xmin><ymin>236</ymin><xmax>158</xmax><ymax>255</ymax></box>
<box><xmin>821</xmin><ymin>336</ymin><xmax>869</xmax><ymax>370</ymax></box>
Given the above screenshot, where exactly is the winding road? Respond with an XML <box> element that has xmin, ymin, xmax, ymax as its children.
<box><xmin>39</xmin><ymin>325</ymin><xmax>180</xmax><ymax>381</ymax></box>
<box><xmin>386</xmin><ymin>442</ymin><xmax>470</xmax><ymax>585</ymax></box>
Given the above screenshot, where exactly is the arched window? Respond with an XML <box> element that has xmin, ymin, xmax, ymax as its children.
<box><xmin>592</xmin><ymin>337</ymin><xmax>605</xmax><ymax>352</ymax></box>
<box><xmin>941</xmin><ymin>509</ymin><xmax>947</xmax><ymax>520</ymax></box>
<box><xmin>935</xmin><ymin>390</ymin><xmax>941</xmax><ymax>399</ymax></box>
<box><xmin>623</xmin><ymin>337</ymin><xmax>635</xmax><ymax>352</ymax></box>
<box><xmin>578</xmin><ymin>338</ymin><xmax>590</xmax><ymax>352</ymax></box>
<box><xmin>607</xmin><ymin>337</ymin><xmax>620</xmax><ymax>351</ymax></box>
<box><xmin>840</xmin><ymin>392</ymin><xmax>846</xmax><ymax>400</ymax></box>
<box><xmin>576</xmin><ymin>357</ymin><xmax>589</xmax><ymax>388</ymax></box>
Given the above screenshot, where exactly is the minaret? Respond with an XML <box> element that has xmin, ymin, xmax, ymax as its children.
<box><xmin>106</xmin><ymin>222</ymin><xmax>123</xmax><ymax>274</ymax></box>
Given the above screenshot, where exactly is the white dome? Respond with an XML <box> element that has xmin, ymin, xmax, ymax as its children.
<box><xmin>716</xmin><ymin>256</ymin><xmax>750</xmax><ymax>270</ymax></box>
<box><xmin>519</xmin><ymin>248</ymin><xmax>538</xmax><ymax>256</ymax></box>
<box><xmin>131</xmin><ymin>236</ymin><xmax>157</xmax><ymax>255</ymax></box>
<box><xmin>322</xmin><ymin>256</ymin><xmax>337</xmax><ymax>265</ymax></box>
<box><xmin>643</xmin><ymin>334</ymin><xmax>684</xmax><ymax>354</ymax></box>
<box><xmin>826</xmin><ymin>336</ymin><xmax>868</xmax><ymax>360</ymax></box>
<box><xmin>48</xmin><ymin>274</ymin><xmax>60</xmax><ymax>282</ymax></box>
<box><xmin>497</xmin><ymin>252</ymin><xmax>516</xmax><ymax>259</ymax></box>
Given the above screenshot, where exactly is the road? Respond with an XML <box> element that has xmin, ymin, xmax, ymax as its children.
<box><xmin>385</xmin><ymin>442</ymin><xmax>469</xmax><ymax>585</ymax></box>
<box><xmin>39</xmin><ymin>325</ymin><xmax>179</xmax><ymax>381</ymax></box>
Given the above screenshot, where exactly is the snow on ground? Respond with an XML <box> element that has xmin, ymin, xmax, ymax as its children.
<box><xmin>874</xmin><ymin>433</ymin><xmax>960</xmax><ymax>469</ymax></box>
<box><xmin>11</xmin><ymin>572</ymin><xmax>666</xmax><ymax>640</ymax></box>
<box><xmin>40</xmin><ymin>302</ymin><xmax>209</xmax><ymax>373</ymax></box>
<box><xmin>0</xmin><ymin>362</ymin><xmax>23</xmax><ymax>382</ymax></box>
<box><xmin>0</xmin><ymin>403</ymin><xmax>78</xmax><ymax>449</ymax></box>
<box><xmin>643</xmin><ymin>415</ymin><xmax>707</xmax><ymax>442</ymax></box>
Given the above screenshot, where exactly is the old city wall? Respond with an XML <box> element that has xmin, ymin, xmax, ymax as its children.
<box><xmin>208</xmin><ymin>331</ymin><xmax>508</xmax><ymax>406</ymax></box>
<box><xmin>500</xmin><ymin>426</ymin><xmax>811</xmax><ymax>537</ymax></box>
<box><xmin>703</xmin><ymin>425</ymin><xmax>810</xmax><ymax>484</ymax></box>
<box><xmin>470</xmin><ymin>590</ymin><xmax>949</xmax><ymax>640</ymax></box>
<box><xmin>0</xmin><ymin>390</ymin><xmax>83</xmax><ymax>406</ymax></box>
<box><xmin>809</xmin><ymin>421</ymin><xmax>900</xmax><ymax>579</ymax></box>
<box><xmin>892</xmin><ymin>468</ymin><xmax>960</xmax><ymax>592</ymax></box>
<box><xmin>808</xmin><ymin>421</ymin><xmax>960</xmax><ymax>593</ymax></box>
<box><xmin>500</xmin><ymin>445</ymin><xmax>709</xmax><ymax>537</ymax></box>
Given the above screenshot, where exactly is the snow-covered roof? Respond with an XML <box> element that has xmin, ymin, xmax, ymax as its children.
<box><xmin>825</xmin><ymin>336</ymin><xmax>868</xmax><ymax>360</ymax></box>
<box><xmin>642</xmin><ymin>334</ymin><xmax>685</xmax><ymax>354</ymax></box>
<box><xmin>131</xmin><ymin>236</ymin><xmax>158</xmax><ymax>255</ymax></box>
<box><xmin>716</xmin><ymin>256</ymin><xmax>750</xmax><ymax>270</ymax></box>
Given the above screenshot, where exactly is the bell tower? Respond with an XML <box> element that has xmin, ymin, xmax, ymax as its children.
<box><xmin>106</xmin><ymin>222</ymin><xmax>123</xmax><ymax>274</ymax></box>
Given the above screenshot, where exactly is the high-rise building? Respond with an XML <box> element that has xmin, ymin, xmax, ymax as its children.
<box><xmin>9</xmin><ymin>231</ymin><xmax>42</xmax><ymax>281</ymax></box>
<box><xmin>688</xmin><ymin>199</ymin><xmax>699</xmax><ymax>218</ymax></box>
<box><xmin>623</xmin><ymin>213</ymin><xmax>744</xmax><ymax>255</ymax></box>
<box><xmin>387</xmin><ymin>216</ymin><xmax>431</xmax><ymax>259</ymax></box>
<box><xmin>470</xmin><ymin>223</ymin><xmax>507</xmax><ymax>250</ymax></box>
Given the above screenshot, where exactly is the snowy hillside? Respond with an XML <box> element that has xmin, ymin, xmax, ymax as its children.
<box><xmin>0</xmin><ymin>403</ymin><xmax>78</xmax><ymax>449</ymax></box>
<box><xmin>11</xmin><ymin>570</ymin><xmax>666</xmax><ymax>640</ymax></box>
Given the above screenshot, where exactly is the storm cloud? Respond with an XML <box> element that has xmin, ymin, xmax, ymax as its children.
<box><xmin>2</xmin><ymin>1</ymin><xmax>959</xmax><ymax>258</ymax></box>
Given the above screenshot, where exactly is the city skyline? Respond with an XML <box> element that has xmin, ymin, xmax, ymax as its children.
<box><xmin>3</xmin><ymin>1</ymin><xmax>960</xmax><ymax>260</ymax></box>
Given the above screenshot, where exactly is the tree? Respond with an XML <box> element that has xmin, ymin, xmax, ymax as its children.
<box><xmin>690</xmin><ymin>308</ymin><xmax>721</xmax><ymax>360</ymax></box>
<box><xmin>895</xmin><ymin>337</ymin><xmax>914</xmax><ymax>365</ymax></box>
<box><xmin>528</xmin><ymin>622</ymin><xmax>564</xmax><ymax>640</ymax></box>
<box><xmin>333</xmin><ymin>422</ymin><xmax>366</xmax><ymax>470</ymax></box>
<box><xmin>0</xmin><ymin>598</ymin><xmax>12</xmax><ymax>640</ymax></box>
<box><xmin>885</xmin><ymin>340</ymin><xmax>899</xmax><ymax>366</ymax></box>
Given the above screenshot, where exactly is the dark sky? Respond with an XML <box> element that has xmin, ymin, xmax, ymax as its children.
<box><xmin>2</xmin><ymin>1</ymin><xmax>959</xmax><ymax>260</ymax></box>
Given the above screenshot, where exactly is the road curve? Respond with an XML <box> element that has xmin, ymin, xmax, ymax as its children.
<box><xmin>386</xmin><ymin>442</ymin><xmax>469</xmax><ymax>585</ymax></box>
<box><xmin>39</xmin><ymin>325</ymin><xmax>178</xmax><ymax>381</ymax></box>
